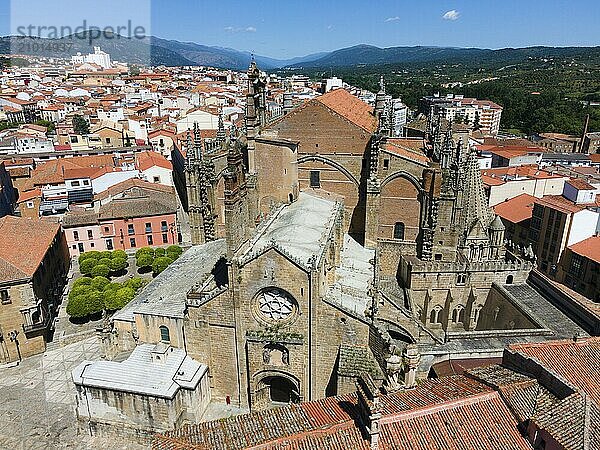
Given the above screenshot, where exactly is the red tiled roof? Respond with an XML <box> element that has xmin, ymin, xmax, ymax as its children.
<box><xmin>509</xmin><ymin>337</ymin><xmax>600</xmax><ymax>406</ymax></box>
<box><xmin>568</xmin><ymin>235</ymin><xmax>600</xmax><ymax>264</ymax></box>
<box><xmin>384</xmin><ymin>138</ymin><xmax>429</xmax><ymax>164</ymax></box>
<box><xmin>567</xmin><ymin>178</ymin><xmax>595</xmax><ymax>190</ymax></box>
<box><xmin>494</xmin><ymin>193</ymin><xmax>536</xmax><ymax>224</ymax></box>
<box><xmin>481</xmin><ymin>164</ymin><xmax>564</xmax><ymax>181</ymax></box>
<box><xmin>315</xmin><ymin>89</ymin><xmax>378</xmax><ymax>133</ymax></box>
<box><xmin>154</xmin><ymin>375</ymin><xmax>529</xmax><ymax>450</ymax></box>
<box><xmin>136</xmin><ymin>151</ymin><xmax>172</xmax><ymax>172</ymax></box>
<box><xmin>16</xmin><ymin>188</ymin><xmax>41</xmax><ymax>203</ymax></box>
<box><xmin>0</xmin><ymin>216</ymin><xmax>60</xmax><ymax>282</ymax></box>
<box><xmin>535</xmin><ymin>195</ymin><xmax>585</xmax><ymax>214</ymax></box>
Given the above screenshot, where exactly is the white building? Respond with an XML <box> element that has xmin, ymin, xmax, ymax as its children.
<box><xmin>325</xmin><ymin>77</ymin><xmax>343</xmax><ymax>92</ymax></box>
<box><xmin>71</xmin><ymin>47</ymin><xmax>112</xmax><ymax>69</ymax></box>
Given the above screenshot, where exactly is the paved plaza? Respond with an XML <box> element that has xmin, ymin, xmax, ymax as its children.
<box><xmin>0</xmin><ymin>337</ymin><xmax>146</xmax><ymax>450</ymax></box>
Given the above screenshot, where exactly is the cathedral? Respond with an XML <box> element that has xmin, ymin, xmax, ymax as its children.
<box><xmin>81</xmin><ymin>62</ymin><xmax>586</xmax><ymax>436</ymax></box>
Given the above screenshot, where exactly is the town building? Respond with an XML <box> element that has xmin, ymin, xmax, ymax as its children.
<box><xmin>62</xmin><ymin>179</ymin><xmax>178</xmax><ymax>256</ymax></box>
<box><xmin>481</xmin><ymin>165</ymin><xmax>568</xmax><ymax>206</ymax></box>
<box><xmin>0</xmin><ymin>216</ymin><xmax>70</xmax><ymax>363</ymax></box>
<box><xmin>558</xmin><ymin>235</ymin><xmax>600</xmax><ymax>302</ymax></box>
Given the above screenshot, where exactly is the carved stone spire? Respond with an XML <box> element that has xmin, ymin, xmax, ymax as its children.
<box><xmin>193</xmin><ymin>122</ymin><xmax>203</xmax><ymax>160</ymax></box>
<box><xmin>460</xmin><ymin>146</ymin><xmax>494</xmax><ymax>234</ymax></box>
<box><xmin>216</xmin><ymin>113</ymin><xmax>226</xmax><ymax>144</ymax></box>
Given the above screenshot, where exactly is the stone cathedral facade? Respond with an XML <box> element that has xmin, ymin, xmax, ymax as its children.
<box><xmin>92</xmin><ymin>62</ymin><xmax>583</xmax><ymax>426</ymax></box>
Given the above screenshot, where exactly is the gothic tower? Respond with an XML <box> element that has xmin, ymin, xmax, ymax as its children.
<box><xmin>184</xmin><ymin>123</ymin><xmax>218</xmax><ymax>245</ymax></box>
<box><xmin>245</xmin><ymin>59</ymin><xmax>267</xmax><ymax>174</ymax></box>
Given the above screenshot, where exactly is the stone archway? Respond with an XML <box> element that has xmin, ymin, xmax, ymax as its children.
<box><xmin>252</xmin><ymin>371</ymin><xmax>300</xmax><ymax>409</ymax></box>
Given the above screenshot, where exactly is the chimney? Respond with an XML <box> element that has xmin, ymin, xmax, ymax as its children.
<box><xmin>356</xmin><ymin>373</ymin><xmax>382</xmax><ymax>450</ymax></box>
<box><xmin>403</xmin><ymin>344</ymin><xmax>420</xmax><ymax>388</ymax></box>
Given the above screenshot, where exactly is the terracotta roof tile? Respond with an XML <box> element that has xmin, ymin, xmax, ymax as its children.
<box><xmin>494</xmin><ymin>193</ymin><xmax>536</xmax><ymax>223</ymax></box>
<box><xmin>0</xmin><ymin>216</ymin><xmax>60</xmax><ymax>282</ymax></box>
<box><xmin>568</xmin><ymin>235</ymin><xmax>600</xmax><ymax>264</ymax></box>
<box><xmin>315</xmin><ymin>89</ymin><xmax>378</xmax><ymax>133</ymax></box>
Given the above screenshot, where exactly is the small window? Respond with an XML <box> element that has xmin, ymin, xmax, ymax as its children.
<box><xmin>153</xmin><ymin>176</ymin><xmax>160</xmax><ymax>183</ymax></box>
<box><xmin>26</xmin><ymin>201</ymin><xmax>34</xmax><ymax>208</ymax></box>
<box><xmin>1</xmin><ymin>290</ymin><xmax>10</xmax><ymax>304</ymax></box>
<box><xmin>87</xmin><ymin>230</ymin><xmax>93</xmax><ymax>239</ymax></box>
<box><xmin>73</xmin><ymin>231</ymin><xmax>79</xmax><ymax>241</ymax></box>
<box><xmin>434</xmin><ymin>254</ymin><xmax>442</xmax><ymax>261</ymax></box>
<box><xmin>105</xmin><ymin>238</ymin><xmax>113</xmax><ymax>250</ymax></box>
<box><xmin>83</xmin><ymin>180</ymin><xmax>89</xmax><ymax>186</ymax></box>
<box><xmin>393</xmin><ymin>222</ymin><xmax>405</xmax><ymax>240</ymax></box>
<box><xmin>506</xmin><ymin>275</ymin><xmax>514</xmax><ymax>284</ymax></box>
<box><xmin>71</xmin><ymin>180</ymin><xmax>80</xmax><ymax>187</ymax></box>
<box><xmin>78</xmin><ymin>242</ymin><xmax>84</xmax><ymax>253</ymax></box>
<box><xmin>159</xmin><ymin>325</ymin><xmax>170</xmax><ymax>343</ymax></box>
<box><xmin>147</xmin><ymin>235</ymin><xmax>153</xmax><ymax>245</ymax></box>
<box><xmin>129</xmin><ymin>238</ymin><xmax>136</xmax><ymax>248</ymax></box>
<box><xmin>106</xmin><ymin>137</ymin><xmax>111</xmax><ymax>144</ymax></box>
<box><xmin>383</xmin><ymin>159</ymin><xmax>389</xmax><ymax>169</ymax></box>
<box><xmin>90</xmin><ymin>243</ymin><xmax>94</xmax><ymax>248</ymax></box>
<box><xmin>309</xmin><ymin>170</ymin><xmax>320</xmax><ymax>188</ymax></box>
<box><xmin>104</xmin><ymin>226</ymin><xmax>110</xmax><ymax>232</ymax></box>
<box><xmin>162</xmin><ymin>233</ymin><xmax>168</xmax><ymax>244</ymax></box>
<box><xmin>128</xmin><ymin>224</ymin><xmax>134</xmax><ymax>235</ymax></box>
<box><xmin>145</xmin><ymin>223</ymin><xmax>152</xmax><ymax>233</ymax></box>
<box><xmin>161</xmin><ymin>220</ymin><xmax>168</xmax><ymax>231</ymax></box>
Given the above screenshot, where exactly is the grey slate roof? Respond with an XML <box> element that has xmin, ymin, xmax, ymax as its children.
<box><xmin>114</xmin><ymin>239</ymin><xmax>226</xmax><ymax>322</ymax></box>
<box><xmin>241</xmin><ymin>192</ymin><xmax>340</xmax><ymax>268</ymax></box>
<box><xmin>72</xmin><ymin>343</ymin><xmax>207</xmax><ymax>398</ymax></box>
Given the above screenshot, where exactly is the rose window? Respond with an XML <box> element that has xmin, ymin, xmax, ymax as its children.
<box><xmin>258</xmin><ymin>289</ymin><xmax>295</xmax><ymax>321</ymax></box>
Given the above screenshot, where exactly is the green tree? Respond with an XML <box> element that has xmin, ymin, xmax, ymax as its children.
<box><xmin>135</xmin><ymin>247</ymin><xmax>155</xmax><ymax>259</ymax></box>
<box><xmin>72</xmin><ymin>114</ymin><xmax>90</xmax><ymax>135</ymax></box>
<box><xmin>113</xmin><ymin>287</ymin><xmax>136</xmax><ymax>309</ymax></box>
<box><xmin>124</xmin><ymin>277</ymin><xmax>147</xmax><ymax>291</ymax></box>
<box><xmin>136</xmin><ymin>253</ymin><xmax>154</xmax><ymax>270</ymax></box>
<box><xmin>166</xmin><ymin>245</ymin><xmax>182</xmax><ymax>256</ymax></box>
<box><xmin>91</xmin><ymin>264</ymin><xmax>110</xmax><ymax>278</ymax></box>
<box><xmin>66</xmin><ymin>294</ymin><xmax>88</xmax><ymax>318</ymax></box>
<box><xmin>152</xmin><ymin>256</ymin><xmax>173</xmax><ymax>275</ymax></box>
<box><xmin>72</xmin><ymin>277</ymin><xmax>92</xmax><ymax>288</ymax></box>
<box><xmin>91</xmin><ymin>276</ymin><xmax>110</xmax><ymax>291</ymax></box>
<box><xmin>87</xmin><ymin>291</ymin><xmax>105</xmax><ymax>316</ymax></box>
<box><xmin>99</xmin><ymin>251</ymin><xmax>113</xmax><ymax>260</ymax></box>
<box><xmin>102</xmin><ymin>282</ymin><xmax>122</xmax><ymax>310</ymax></box>
<box><xmin>79</xmin><ymin>258</ymin><xmax>97</xmax><ymax>276</ymax></box>
<box><xmin>34</xmin><ymin>119</ymin><xmax>55</xmax><ymax>134</ymax></box>
<box><xmin>112</xmin><ymin>250</ymin><xmax>127</xmax><ymax>260</ymax></box>
<box><xmin>109</xmin><ymin>257</ymin><xmax>128</xmax><ymax>273</ymax></box>
<box><xmin>154</xmin><ymin>247</ymin><xmax>166</xmax><ymax>257</ymax></box>
<box><xmin>98</xmin><ymin>257</ymin><xmax>112</xmax><ymax>268</ymax></box>
<box><xmin>69</xmin><ymin>285</ymin><xmax>93</xmax><ymax>301</ymax></box>
<box><xmin>78</xmin><ymin>251</ymin><xmax>100</xmax><ymax>265</ymax></box>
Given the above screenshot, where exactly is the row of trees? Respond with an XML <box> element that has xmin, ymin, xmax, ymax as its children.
<box><xmin>66</xmin><ymin>276</ymin><xmax>147</xmax><ymax>319</ymax></box>
<box><xmin>78</xmin><ymin>250</ymin><xmax>128</xmax><ymax>278</ymax></box>
<box><xmin>135</xmin><ymin>245</ymin><xmax>183</xmax><ymax>275</ymax></box>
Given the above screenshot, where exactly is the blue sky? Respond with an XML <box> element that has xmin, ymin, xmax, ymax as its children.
<box><xmin>1</xmin><ymin>0</ymin><xmax>599</xmax><ymax>59</ymax></box>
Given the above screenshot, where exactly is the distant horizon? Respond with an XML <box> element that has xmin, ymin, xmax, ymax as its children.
<box><xmin>1</xmin><ymin>0</ymin><xmax>600</xmax><ymax>59</ymax></box>
<box><xmin>3</xmin><ymin>33</ymin><xmax>600</xmax><ymax>63</ymax></box>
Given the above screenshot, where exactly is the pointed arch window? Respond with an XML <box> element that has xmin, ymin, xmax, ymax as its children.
<box><xmin>429</xmin><ymin>306</ymin><xmax>442</xmax><ymax>324</ymax></box>
<box><xmin>159</xmin><ymin>325</ymin><xmax>170</xmax><ymax>343</ymax></box>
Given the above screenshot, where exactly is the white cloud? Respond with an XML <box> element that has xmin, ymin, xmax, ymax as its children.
<box><xmin>385</xmin><ymin>16</ymin><xmax>401</xmax><ymax>22</ymax></box>
<box><xmin>224</xmin><ymin>26</ymin><xmax>257</xmax><ymax>33</ymax></box>
<box><xmin>442</xmin><ymin>10</ymin><xmax>460</xmax><ymax>21</ymax></box>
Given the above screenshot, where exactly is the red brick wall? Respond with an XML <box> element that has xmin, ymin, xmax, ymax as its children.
<box><xmin>378</xmin><ymin>177</ymin><xmax>421</xmax><ymax>241</ymax></box>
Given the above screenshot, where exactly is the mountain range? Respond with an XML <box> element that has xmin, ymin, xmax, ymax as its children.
<box><xmin>2</xmin><ymin>34</ymin><xmax>600</xmax><ymax>70</ymax></box>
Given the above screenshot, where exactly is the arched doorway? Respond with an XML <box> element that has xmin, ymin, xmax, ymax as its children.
<box><xmin>254</xmin><ymin>373</ymin><xmax>300</xmax><ymax>408</ymax></box>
